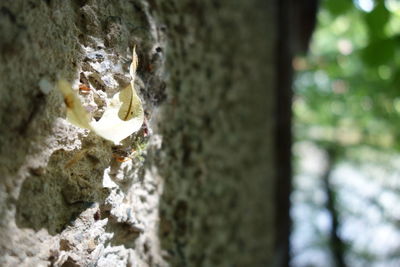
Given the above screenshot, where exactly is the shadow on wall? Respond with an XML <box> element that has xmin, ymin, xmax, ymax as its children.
<box><xmin>15</xmin><ymin>143</ymin><xmax>110</xmax><ymax>235</ymax></box>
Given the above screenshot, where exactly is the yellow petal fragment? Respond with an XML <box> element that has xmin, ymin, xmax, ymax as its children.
<box><xmin>130</xmin><ymin>45</ymin><xmax>138</xmax><ymax>80</ymax></box>
<box><xmin>57</xmin><ymin>79</ymin><xmax>91</xmax><ymax>129</ymax></box>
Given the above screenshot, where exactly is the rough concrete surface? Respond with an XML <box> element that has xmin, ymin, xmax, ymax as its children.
<box><xmin>0</xmin><ymin>0</ymin><xmax>276</xmax><ymax>266</ymax></box>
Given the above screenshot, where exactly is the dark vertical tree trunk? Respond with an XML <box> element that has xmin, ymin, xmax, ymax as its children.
<box><xmin>274</xmin><ymin>1</ymin><xmax>318</xmax><ymax>266</ymax></box>
<box><xmin>323</xmin><ymin>148</ymin><xmax>348</xmax><ymax>267</ymax></box>
<box><xmin>274</xmin><ymin>0</ymin><xmax>294</xmax><ymax>265</ymax></box>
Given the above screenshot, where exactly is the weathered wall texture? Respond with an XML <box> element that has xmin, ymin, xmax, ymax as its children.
<box><xmin>0</xmin><ymin>0</ymin><xmax>276</xmax><ymax>266</ymax></box>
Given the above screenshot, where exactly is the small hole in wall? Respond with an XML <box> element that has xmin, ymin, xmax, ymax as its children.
<box><xmin>93</xmin><ymin>210</ymin><xmax>101</xmax><ymax>220</ymax></box>
<box><xmin>60</xmin><ymin>256</ymin><xmax>79</xmax><ymax>267</ymax></box>
<box><xmin>42</xmin><ymin>0</ymin><xmax>51</xmax><ymax>6</ymax></box>
<box><xmin>73</xmin><ymin>0</ymin><xmax>87</xmax><ymax>8</ymax></box>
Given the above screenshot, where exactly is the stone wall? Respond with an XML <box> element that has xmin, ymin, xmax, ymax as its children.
<box><xmin>0</xmin><ymin>0</ymin><xmax>276</xmax><ymax>266</ymax></box>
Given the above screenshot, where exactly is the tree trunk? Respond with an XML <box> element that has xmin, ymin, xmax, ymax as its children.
<box><xmin>322</xmin><ymin>148</ymin><xmax>348</xmax><ymax>267</ymax></box>
<box><xmin>0</xmin><ymin>0</ymin><xmax>294</xmax><ymax>266</ymax></box>
<box><xmin>274</xmin><ymin>1</ymin><xmax>318</xmax><ymax>266</ymax></box>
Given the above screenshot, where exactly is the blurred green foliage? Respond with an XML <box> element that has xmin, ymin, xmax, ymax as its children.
<box><xmin>293</xmin><ymin>2</ymin><xmax>400</xmax><ymax>265</ymax></box>
<box><xmin>294</xmin><ymin>0</ymin><xmax>400</xmax><ymax>154</ymax></box>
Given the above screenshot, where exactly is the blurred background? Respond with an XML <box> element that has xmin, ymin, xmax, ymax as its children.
<box><xmin>292</xmin><ymin>0</ymin><xmax>400</xmax><ymax>266</ymax></box>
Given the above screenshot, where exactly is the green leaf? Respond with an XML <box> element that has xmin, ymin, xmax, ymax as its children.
<box><xmin>364</xmin><ymin>2</ymin><xmax>390</xmax><ymax>39</ymax></box>
<box><xmin>361</xmin><ymin>38</ymin><xmax>395</xmax><ymax>67</ymax></box>
<box><xmin>324</xmin><ymin>0</ymin><xmax>352</xmax><ymax>16</ymax></box>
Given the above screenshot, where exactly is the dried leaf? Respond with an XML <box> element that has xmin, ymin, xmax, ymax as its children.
<box><xmin>130</xmin><ymin>46</ymin><xmax>139</xmax><ymax>80</ymax></box>
<box><xmin>57</xmin><ymin>46</ymin><xmax>144</xmax><ymax>144</ymax></box>
<box><xmin>90</xmin><ymin>85</ymin><xmax>144</xmax><ymax>144</ymax></box>
<box><xmin>118</xmin><ymin>45</ymin><xmax>143</xmax><ymax>121</ymax></box>
<box><xmin>118</xmin><ymin>84</ymin><xmax>144</xmax><ymax>120</ymax></box>
<box><xmin>57</xmin><ymin>79</ymin><xmax>91</xmax><ymax>129</ymax></box>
